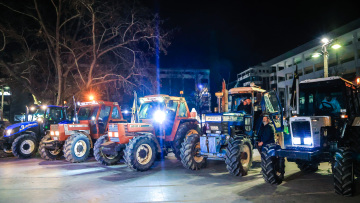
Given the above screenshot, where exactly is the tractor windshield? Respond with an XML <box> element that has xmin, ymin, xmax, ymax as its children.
<box><xmin>229</xmin><ymin>93</ymin><xmax>253</xmax><ymax>113</ymax></box>
<box><xmin>78</xmin><ymin>105</ymin><xmax>99</xmax><ymax>120</ymax></box>
<box><xmin>139</xmin><ymin>102</ymin><xmax>165</xmax><ymax>119</ymax></box>
<box><xmin>29</xmin><ymin>109</ymin><xmax>45</xmax><ymax>121</ymax></box>
<box><xmin>299</xmin><ymin>84</ymin><xmax>345</xmax><ymax>116</ymax></box>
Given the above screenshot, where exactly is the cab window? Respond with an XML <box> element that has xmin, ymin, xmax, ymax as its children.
<box><xmin>179</xmin><ymin>102</ymin><xmax>187</xmax><ymax>117</ymax></box>
<box><xmin>47</xmin><ymin>107</ymin><xmax>64</xmax><ymax>122</ymax></box>
<box><xmin>111</xmin><ymin>107</ymin><xmax>121</xmax><ymax>119</ymax></box>
<box><xmin>99</xmin><ymin>105</ymin><xmax>111</xmax><ymax>121</ymax></box>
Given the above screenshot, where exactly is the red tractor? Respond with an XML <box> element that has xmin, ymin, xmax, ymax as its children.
<box><xmin>39</xmin><ymin>101</ymin><xmax>126</xmax><ymax>162</ymax></box>
<box><xmin>94</xmin><ymin>95</ymin><xmax>200</xmax><ymax>171</ymax></box>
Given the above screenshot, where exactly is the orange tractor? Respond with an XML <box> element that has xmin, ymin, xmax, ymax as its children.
<box><xmin>94</xmin><ymin>95</ymin><xmax>200</xmax><ymax>171</ymax></box>
<box><xmin>39</xmin><ymin>101</ymin><xmax>126</xmax><ymax>162</ymax></box>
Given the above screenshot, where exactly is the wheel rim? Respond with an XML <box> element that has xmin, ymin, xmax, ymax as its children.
<box><xmin>101</xmin><ymin>147</ymin><xmax>118</xmax><ymax>159</ymax></box>
<box><xmin>136</xmin><ymin>144</ymin><xmax>152</xmax><ymax>165</ymax></box>
<box><xmin>74</xmin><ymin>140</ymin><xmax>87</xmax><ymax>157</ymax></box>
<box><xmin>186</xmin><ymin>129</ymin><xmax>198</xmax><ymax>138</ymax></box>
<box><xmin>193</xmin><ymin>142</ymin><xmax>204</xmax><ymax>163</ymax></box>
<box><xmin>20</xmin><ymin>139</ymin><xmax>35</xmax><ymax>155</ymax></box>
<box><xmin>240</xmin><ymin>144</ymin><xmax>250</xmax><ymax>167</ymax></box>
<box><xmin>49</xmin><ymin>149</ymin><xmax>61</xmax><ymax>156</ymax></box>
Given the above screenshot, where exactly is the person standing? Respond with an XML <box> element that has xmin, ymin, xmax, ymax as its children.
<box><xmin>257</xmin><ymin>116</ymin><xmax>275</xmax><ymax>153</ymax></box>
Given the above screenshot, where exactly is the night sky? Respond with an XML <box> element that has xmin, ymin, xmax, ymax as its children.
<box><xmin>143</xmin><ymin>0</ymin><xmax>360</xmax><ymax>87</ymax></box>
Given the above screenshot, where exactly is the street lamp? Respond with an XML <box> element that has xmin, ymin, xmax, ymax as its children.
<box><xmin>319</xmin><ymin>37</ymin><xmax>341</xmax><ymax>78</ymax></box>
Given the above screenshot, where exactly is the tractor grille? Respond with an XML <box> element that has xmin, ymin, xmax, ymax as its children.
<box><xmin>291</xmin><ymin>121</ymin><xmax>311</xmax><ymax>138</ymax></box>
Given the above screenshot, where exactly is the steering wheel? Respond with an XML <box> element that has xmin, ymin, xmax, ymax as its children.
<box><xmin>320</xmin><ymin>101</ymin><xmax>335</xmax><ymax>113</ymax></box>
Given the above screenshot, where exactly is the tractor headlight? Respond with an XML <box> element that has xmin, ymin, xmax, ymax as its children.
<box><xmin>55</xmin><ymin>131</ymin><xmax>60</xmax><ymax>136</ymax></box>
<box><xmin>6</xmin><ymin>129</ymin><xmax>12</xmax><ymax>136</ymax></box>
<box><xmin>304</xmin><ymin>137</ymin><xmax>312</xmax><ymax>145</ymax></box>
<box><xmin>114</xmin><ymin>132</ymin><xmax>119</xmax><ymax>137</ymax></box>
<box><xmin>293</xmin><ymin>137</ymin><xmax>301</xmax><ymax>145</ymax></box>
<box><xmin>50</xmin><ymin>131</ymin><xmax>55</xmax><ymax>135</ymax></box>
<box><xmin>154</xmin><ymin>110</ymin><xmax>166</xmax><ymax>124</ymax></box>
<box><xmin>108</xmin><ymin>132</ymin><xmax>113</xmax><ymax>137</ymax></box>
<box><xmin>37</xmin><ymin>117</ymin><xmax>43</xmax><ymax>123</ymax></box>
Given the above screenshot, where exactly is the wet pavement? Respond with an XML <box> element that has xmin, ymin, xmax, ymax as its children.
<box><xmin>0</xmin><ymin>150</ymin><xmax>359</xmax><ymax>203</ymax></box>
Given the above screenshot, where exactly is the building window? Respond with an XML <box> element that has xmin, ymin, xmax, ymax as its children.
<box><xmin>278</xmin><ymin>77</ymin><xmax>285</xmax><ymax>82</ymax></box>
<box><xmin>279</xmin><ymin>66</ymin><xmax>284</xmax><ymax>71</ymax></box>
<box><xmin>304</xmin><ymin>66</ymin><xmax>313</xmax><ymax>74</ymax></box>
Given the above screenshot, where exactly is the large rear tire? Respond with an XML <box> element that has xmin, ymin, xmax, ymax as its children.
<box><xmin>94</xmin><ymin>135</ymin><xmax>122</xmax><ymax>165</ymax></box>
<box><xmin>39</xmin><ymin>134</ymin><xmax>63</xmax><ymax>160</ymax></box>
<box><xmin>12</xmin><ymin>134</ymin><xmax>38</xmax><ymax>159</ymax></box>
<box><xmin>180</xmin><ymin>134</ymin><xmax>206</xmax><ymax>170</ymax></box>
<box><xmin>296</xmin><ymin>160</ymin><xmax>319</xmax><ymax>173</ymax></box>
<box><xmin>261</xmin><ymin>144</ymin><xmax>285</xmax><ymax>185</ymax></box>
<box><xmin>173</xmin><ymin>122</ymin><xmax>201</xmax><ymax>160</ymax></box>
<box><xmin>63</xmin><ymin>133</ymin><xmax>91</xmax><ymax>163</ymax></box>
<box><xmin>124</xmin><ymin>135</ymin><xmax>157</xmax><ymax>171</ymax></box>
<box><xmin>225</xmin><ymin>137</ymin><xmax>253</xmax><ymax>176</ymax></box>
<box><xmin>333</xmin><ymin>148</ymin><xmax>354</xmax><ymax>196</ymax></box>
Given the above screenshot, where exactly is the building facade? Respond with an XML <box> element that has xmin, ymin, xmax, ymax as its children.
<box><xmin>159</xmin><ymin>69</ymin><xmax>211</xmax><ymax>113</ymax></box>
<box><xmin>235</xmin><ymin>63</ymin><xmax>274</xmax><ymax>90</ymax></box>
<box><xmin>235</xmin><ymin>18</ymin><xmax>360</xmax><ymax>113</ymax></box>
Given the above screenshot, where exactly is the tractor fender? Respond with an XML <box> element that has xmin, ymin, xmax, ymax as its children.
<box><xmin>135</xmin><ymin>132</ymin><xmax>162</xmax><ymax>154</ymax></box>
<box><xmin>179</xmin><ymin>119</ymin><xmax>198</xmax><ymax>125</ymax></box>
<box><xmin>71</xmin><ymin>130</ymin><xmax>93</xmax><ymax>148</ymax></box>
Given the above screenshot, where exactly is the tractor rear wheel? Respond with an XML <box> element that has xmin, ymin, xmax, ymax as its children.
<box><xmin>63</xmin><ymin>133</ymin><xmax>91</xmax><ymax>163</ymax></box>
<box><xmin>261</xmin><ymin>144</ymin><xmax>285</xmax><ymax>185</ymax></box>
<box><xmin>94</xmin><ymin>135</ymin><xmax>122</xmax><ymax>165</ymax></box>
<box><xmin>180</xmin><ymin>134</ymin><xmax>206</xmax><ymax>170</ymax></box>
<box><xmin>225</xmin><ymin>137</ymin><xmax>253</xmax><ymax>176</ymax></box>
<box><xmin>296</xmin><ymin>160</ymin><xmax>319</xmax><ymax>173</ymax></box>
<box><xmin>12</xmin><ymin>134</ymin><xmax>38</xmax><ymax>159</ymax></box>
<box><xmin>173</xmin><ymin>122</ymin><xmax>201</xmax><ymax>160</ymax></box>
<box><xmin>39</xmin><ymin>135</ymin><xmax>63</xmax><ymax>160</ymax></box>
<box><xmin>124</xmin><ymin>135</ymin><xmax>156</xmax><ymax>171</ymax></box>
<box><xmin>333</xmin><ymin>148</ymin><xmax>354</xmax><ymax>196</ymax></box>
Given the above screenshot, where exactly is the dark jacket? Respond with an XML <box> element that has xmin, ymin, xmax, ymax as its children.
<box><xmin>258</xmin><ymin>123</ymin><xmax>275</xmax><ymax>146</ymax></box>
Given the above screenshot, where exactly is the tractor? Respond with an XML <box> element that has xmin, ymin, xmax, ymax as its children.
<box><xmin>39</xmin><ymin>101</ymin><xmax>126</xmax><ymax>162</ymax></box>
<box><xmin>94</xmin><ymin>94</ymin><xmax>200</xmax><ymax>171</ymax></box>
<box><xmin>180</xmin><ymin>83</ymin><xmax>283</xmax><ymax>176</ymax></box>
<box><xmin>261</xmin><ymin>77</ymin><xmax>360</xmax><ymax>196</ymax></box>
<box><xmin>0</xmin><ymin>105</ymin><xmax>70</xmax><ymax>158</ymax></box>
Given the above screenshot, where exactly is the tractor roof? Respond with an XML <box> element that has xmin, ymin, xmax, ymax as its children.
<box><xmin>140</xmin><ymin>94</ymin><xmax>184</xmax><ymax>102</ymax></box>
<box><xmin>229</xmin><ymin>87</ymin><xmax>266</xmax><ymax>94</ymax></box>
<box><xmin>79</xmin><ymin>101</ymin><xmax>119</xmax><ymax>106</ymax></box>
<box><xmin>301</xmin><ymin>76</ymin><xmax>357</xmax><ymax>87</ymax></box>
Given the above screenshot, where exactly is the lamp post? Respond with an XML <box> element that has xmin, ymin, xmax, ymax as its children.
<box><xmin>313</xmin><ymin>38</ymin><xmax>341</xmax><ymax>78</ymax></box>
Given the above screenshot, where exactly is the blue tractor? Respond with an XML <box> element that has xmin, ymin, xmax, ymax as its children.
<box><xmin>180</xmin><ymin>85</ymin><xmax>283</xmax><ymax>176</ymax></box>
<box><xmin>0</xmin><ymin>105</ymin><xmax>70</xmax><ymax>158</ymax></box>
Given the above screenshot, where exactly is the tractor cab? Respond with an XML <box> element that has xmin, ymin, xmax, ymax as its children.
<box><xmin>0</xmin><ymin>105</ymin><xmax>69</xmax><ymax>158</ymax></box>
<box><xmin>138</xmin><ymin>95</ymin><xmax>193</xmax><ymax>141</ymax></box>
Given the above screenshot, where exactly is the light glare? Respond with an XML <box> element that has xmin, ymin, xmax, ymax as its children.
<box><xmin>304</xmin><ymin>138</ymin><xmax>312</xmax><ymax>145</ymax></box>
<box><xmin>293</xmin><ymin>137</ymin><xmax>301</xmax><ymax>145</ymax></box>
<box><xmin>321</xmin><ymin>38</ymin><xmax>329</xmax><ymax>44</ymax></box>
<box><xmin>331</xmin><ymin>44</ymin><xmax>341</xmax><ymax>49</ymax></box>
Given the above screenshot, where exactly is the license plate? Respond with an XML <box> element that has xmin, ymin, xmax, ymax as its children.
<box><xmin>53</xmin><ymin>137</ymin><xmax>58</xmax><ymax>141</ymax></box>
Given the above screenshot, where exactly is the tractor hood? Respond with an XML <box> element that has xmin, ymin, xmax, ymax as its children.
<box><xmin>4</xmin><ymin>121</ymin><xmax>39</xmax><ymax>137</ymax></box>
<box><xmin>205</xmin><ymin>113</ymin><xmax>245</xmax><ymax>122</ymax></box>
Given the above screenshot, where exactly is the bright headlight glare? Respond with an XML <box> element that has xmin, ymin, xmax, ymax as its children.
<box><xmin>114</xmin><ymin>132</ymin><xmax>119</xmax><ymax>137</ymax></box>
<box><xmin>6</xmin><ymin>129</ymin><xmax>12</xmax><ymax>136</ymax></box>
<box><xmin>55</xmin><ymin>131</ymin><xmax>59</xmax><ymax>136</ymax></box>
<box><xmin>108</xmin><ymin>132</ymin><xmax>113</xmax><ymax>137</ymax></box>
<box><xmin>50</xmin><ymin>131</ymin><xmax>55</xmax><ymax>135</ymax></box>
<box><xmin>304</xmin><ymin>138</ymin><xmax>312</xmax><ymax>145</ymax></box>
<box><xmin>154</xmin><ymin>110</ymin><xmax>166</xmax><ymax>123</ymax></box>
<box><xmin>293</xmin><ymin>137</ymin><xmax>301</xmax><ymax>145</ymax></box>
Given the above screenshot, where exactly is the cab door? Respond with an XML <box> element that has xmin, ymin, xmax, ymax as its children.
<box><xmin>261</xmin><ymin>90</ymin><xmax>284</xmax><ymax>132</ymax></box>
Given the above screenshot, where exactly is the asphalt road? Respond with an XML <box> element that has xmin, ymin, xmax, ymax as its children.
<box><xmin>0</xmin><ymin>150</ymin><xmax>359</xmax><ymax>203</ymax></box>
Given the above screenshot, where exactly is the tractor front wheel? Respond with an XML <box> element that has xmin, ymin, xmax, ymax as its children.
<box><xmin>225</xmin><ymin>137</ymin><xmax>253</xmax><ymax>176</ymax></box>
<box><xmin>173</xmin><ymin>122</ymin><xmax>201</xmax><ymax>160</ymax></box>
<box><xmin>124</xmin><ymin>135</ymin><xmax>157</xmax><ymax>171</ymax></box>
<box><xmin>94</xmin><ymin>135</ymin><xmax>122</xmax><ymax>165</ymax></box>
<box><xmin>333</xmin><ymin>148</ymin><xmax>354</xmax><ymax>196</ymax></box>
<box><xmin>63</xmin><ymin>133</ymin><xmax>91</xmax><ymax>163</ymax></box>
<box><xmin>12</xmin><ymin>134</ymin><xmax>38</xmax><ymax>159</ymax></box>
<box><xmin>180</xmin><ymin>134</ymin><xmax>206</xmax><ymax>170</ymax></box>
<box><xmin>39</xmin><ymin>135</ymin><xmax>63</xmax><ymax>160</ymax></box>
<box><xmin>261</xmin><ymin>144</ymin><xmax>285</xmax><ymax>185</ymax></box>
